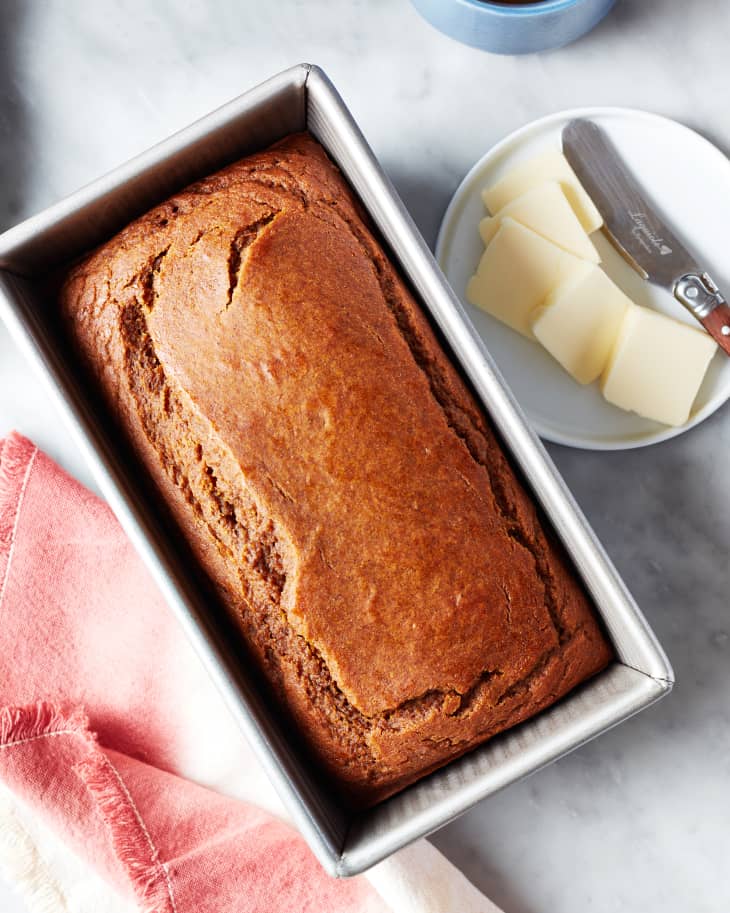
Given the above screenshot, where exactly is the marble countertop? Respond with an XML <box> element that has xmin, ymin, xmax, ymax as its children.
<box><xmin>1</xmin><ymin>1</ymin><xmax>729</xmax><ymax>910</ymax></box>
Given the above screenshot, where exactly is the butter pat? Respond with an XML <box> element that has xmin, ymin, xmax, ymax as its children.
<box><xmin>601</xmin><ymin>306</ymin><xmax>717</xmax><ymax>426</ymax></box>
<box><xmin>482</xmin><ymin>150</ymin><xmax>603</xmax><ymax>235</ymax></box>
<box><xmin>479</xmin><ymin>182</ymin><xmax>600</xmax><ymax>263</ymax></box>
<box><xmin>466</xmin><ymin>218</ymin><xmax>585</xmax><ymax>337</ymax></box>
<box><xmin>531</xmin><ymin>263</ymin><xmax>630</xmax><ymax>384</ymax></box>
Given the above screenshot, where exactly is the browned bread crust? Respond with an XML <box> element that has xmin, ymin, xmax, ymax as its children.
<box><xmin>60</xmin><ymin>133</ymin><xmax>612</xmax><ymax>804</ymax></box>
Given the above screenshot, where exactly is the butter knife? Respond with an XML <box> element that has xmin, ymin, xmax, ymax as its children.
<box><xmin>563</xmin><ymin>118</ymin><xmax>730</xmax><ymax>355</ymax></box>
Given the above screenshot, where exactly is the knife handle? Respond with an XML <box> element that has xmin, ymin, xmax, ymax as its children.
<box><xmin>675</xmin><ymin>272</ymin><xmax>730</xmax><ymax>356</ymax></box>
<box><xmin>700</xmin><ymin>304</ymin><xmax>730</xmax><ymax>356</ymax></box>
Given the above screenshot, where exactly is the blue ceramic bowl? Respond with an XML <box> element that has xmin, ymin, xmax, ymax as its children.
<box><xmin>411</xmin><ymin>0</ymin><xmax>616</xmax><ymax>55</ymax></box>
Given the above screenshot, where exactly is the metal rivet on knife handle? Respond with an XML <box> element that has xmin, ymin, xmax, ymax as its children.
<box><xmin>675</xmin><ymin>273</ymin><xmax>726</xmax><ymax>321</ymax></box>
<box><xmin>674</xmin><ymin>274</ymin><xmax>730</xmax><ymax>355</ymax></box>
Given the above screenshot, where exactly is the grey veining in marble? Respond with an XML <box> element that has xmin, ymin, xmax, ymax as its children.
<box><xmin>1</xmin><ymin>2</ymin><xmax>730</xmax><ymax>911</ymax></box>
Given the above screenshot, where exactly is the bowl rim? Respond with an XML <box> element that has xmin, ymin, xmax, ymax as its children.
<box><xmin>452</xmin><ymin>0</ymin><xmax>585</xmax><ymax>17</ymax></box>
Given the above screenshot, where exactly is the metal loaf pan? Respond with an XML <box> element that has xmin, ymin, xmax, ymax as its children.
<box><xmin>0</xmin><ymin>64</ymin><xmax>673</xmax><ymax>877</ymax></box>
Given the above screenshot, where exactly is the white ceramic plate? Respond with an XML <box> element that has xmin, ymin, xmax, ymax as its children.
<box><xmin>436</xmin><ymin>107</ymin><xmax>730</xmax><ymax>450</ymax></box>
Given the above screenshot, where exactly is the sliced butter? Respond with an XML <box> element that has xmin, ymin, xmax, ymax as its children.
<box><xmin>479</xmin><ymin>182</ymin><xmax>600</xmax><ymax>263</ymax></box>
<box><xmin>482</xmin><ymin>150</ymin><xmax>603</xmax><ymax>235</ymax></box>
<box><xmin>466</xmin><ymin>218</ymin><xmax>586</xmax><ymax>338</ymax></box>
<box><xmin>531</xmin><ymin>263</ymin><xmax>630</xmax><ymax>384</ymax></box>
<box><xmin>601</xmin><ymin>306</ymin><xmax>717</xmax><ymax>426</ymax></box>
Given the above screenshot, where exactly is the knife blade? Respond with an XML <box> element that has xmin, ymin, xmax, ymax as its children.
<box><xmin>562</xmin><ymin>118</ymin><xmax>730</xmax><ymax>355</ymax></box>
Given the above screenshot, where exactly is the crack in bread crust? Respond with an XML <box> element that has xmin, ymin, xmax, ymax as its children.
<box><xmin>223</xmin><ymin>212</ymin><xmax>279</xmax><ymax>312</ymax></box>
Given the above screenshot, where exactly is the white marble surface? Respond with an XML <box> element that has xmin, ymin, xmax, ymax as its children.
<box><xmin>1</xmin><ymin>1</ymin><xmax>730</xmax><ymax>911</ymax></box>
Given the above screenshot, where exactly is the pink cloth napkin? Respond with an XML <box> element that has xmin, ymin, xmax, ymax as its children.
<box><xmin>0</xmin><ymin>431</ymin><xmax>385</xmax><ymax>913</ymax></box>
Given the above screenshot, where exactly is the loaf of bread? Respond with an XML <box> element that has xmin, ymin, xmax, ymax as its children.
<box><xmin>60</xmin><ymin>133</ymin><xmax>612</xmax><ymax>805</ymax></box>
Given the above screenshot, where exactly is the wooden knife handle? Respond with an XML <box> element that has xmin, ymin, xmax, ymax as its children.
<box><xmin>700</xmin><ymin>303</ymin><xmax>730</xmax><ymax>356</ymax></box>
